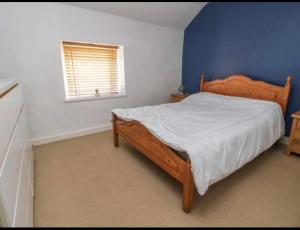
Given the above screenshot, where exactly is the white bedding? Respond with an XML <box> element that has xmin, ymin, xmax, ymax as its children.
<box><xmin>112</xmin><ymin>92</ymin><xmax>284</xmax><ymax>195</ymax></box>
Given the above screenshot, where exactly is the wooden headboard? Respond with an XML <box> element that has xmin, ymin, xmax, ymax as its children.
<box><xmin>200</xmin><ymin>74</ymin><xmax>292</xmax><ymax>114</ymax></box>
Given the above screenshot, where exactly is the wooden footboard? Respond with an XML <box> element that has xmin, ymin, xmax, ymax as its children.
<box><xmin>112</xmin><ymin>113</ymin><xmax>195</xmax><ymax>213</ymax></box>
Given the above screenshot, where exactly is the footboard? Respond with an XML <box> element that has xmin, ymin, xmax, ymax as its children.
<box><xmin>112</xmin><ymin>113</ymin><xmax>195</xmax><ymax>213</ymax></box>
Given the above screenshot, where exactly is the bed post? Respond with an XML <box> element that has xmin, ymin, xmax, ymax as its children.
<box><xmin>282</xmin><ymin>76</ymin><xmax>292</xmax><ymax>114</ymax></box>
<box><xmin>112</xmin><ymin>113</ymin><xmax>119</xmax><ymax>147</ymax></box>
<box><xmin>200</xmin><ymin>73</ymin><xmax>205</xmax><ymax>92</ymax></box>
<box><xmin>182</xmin><ymin>159</ymin><xmax>195</xmax><ymax>213</ymax></box>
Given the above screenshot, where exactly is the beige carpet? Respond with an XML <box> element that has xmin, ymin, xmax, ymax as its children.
<box><xmin>33</xmin><ymin>131</ymin><xmax>300</xmax><ymax>227</ymax></box>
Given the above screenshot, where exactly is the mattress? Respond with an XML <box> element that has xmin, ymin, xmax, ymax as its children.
<box><xmin>112</xmin><ymin>92</ymin><xmax>284</xmax><ymax>195</ymax></box>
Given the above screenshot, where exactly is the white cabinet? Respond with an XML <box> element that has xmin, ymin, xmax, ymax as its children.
<box><xmin>0</xmin><ymin>82</ymin><xmax>34</xmax><ymax>227</ymax></box>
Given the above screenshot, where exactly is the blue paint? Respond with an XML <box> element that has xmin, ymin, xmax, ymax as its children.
<box><xmin>182</xmin><ymin>2</ymin><xmax>300</xmax><ymax>135</ymax></box>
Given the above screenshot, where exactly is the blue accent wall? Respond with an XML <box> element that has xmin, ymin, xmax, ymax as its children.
<box><xmin>182</xmin><ymin>2</ymin><xmax>300</xmax><ymax>135</ymax></box>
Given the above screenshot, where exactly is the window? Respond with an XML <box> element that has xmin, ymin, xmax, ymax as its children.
<box><xmin>60</xmin><ymin>41</ymin><xmax>125</xmax><ymax>101</ymax></box>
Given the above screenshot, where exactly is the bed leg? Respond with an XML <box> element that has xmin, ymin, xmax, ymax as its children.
<box><xmin>182</xmin><ymin>160</ymin><xmax>195</xmax><ymax>213</ymax></box>
<box><xmin>112</xmin><ymin>113</ymin><xmax>119</xmax><ymax>147</ymax></box>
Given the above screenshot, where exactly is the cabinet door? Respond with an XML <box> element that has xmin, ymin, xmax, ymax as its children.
<box><xmin>0</xmin><ymin>107</ymin><xmax>27</xmax><ymax>226</ymax></box>
<box><xmin>0</xmin><ymin>85</ymin><xmax>23</xmax><ymax>167</ymax></box>
<box><xmin>13</xmin><ymin>143</ymin><xmax>29</xmax><ymax>227</ymax></box>
<box><xmin>14</xmin><ymin>108</ymin><xmax>33</xmax><ymax>227</ymax></box>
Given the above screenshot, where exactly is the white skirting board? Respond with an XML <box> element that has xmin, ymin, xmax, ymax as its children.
<box><xmin>32</xmin><ymin>123</ymin><xmax>289</xmax><ymax>147</ymax></box>
<box><xmin>31</xmin><ymin>124</ymin><xmax>112</xmax><ymax>146</ymax></box>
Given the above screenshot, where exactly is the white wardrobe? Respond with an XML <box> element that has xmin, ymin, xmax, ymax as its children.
<box><xmin>0</xmin><ymin>80</ymin><xmax>34</xmax><ymax>227</ymax></box>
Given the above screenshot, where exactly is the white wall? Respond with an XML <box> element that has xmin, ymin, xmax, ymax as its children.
<box><xmin>0</xmin><ymin>3</ymin><xmax>183</xmax><ymax>144</ymax></box>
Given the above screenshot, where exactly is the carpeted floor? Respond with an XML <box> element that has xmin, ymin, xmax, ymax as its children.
<box><xmin>33</xmin><ymin>131</ymin><xmax>300</xmax><ymax>227</ymax></box>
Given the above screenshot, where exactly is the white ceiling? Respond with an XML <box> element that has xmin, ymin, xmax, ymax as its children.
<box><xmin>62</xmin><ymin>2</ymin><xmax>208</xmax><ymax>30</ymax></box>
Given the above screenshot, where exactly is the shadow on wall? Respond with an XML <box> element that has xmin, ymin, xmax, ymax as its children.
<box><xmin>182</xmin><ymin>2</ymin><xmax>300</xmax><ymax>135</ymax></box>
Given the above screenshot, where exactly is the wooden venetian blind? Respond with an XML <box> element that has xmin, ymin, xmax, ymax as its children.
<box><xmin>62</xmin><ymin>41</ymin><xmax>122</xmax><ymax>98</ymax></box>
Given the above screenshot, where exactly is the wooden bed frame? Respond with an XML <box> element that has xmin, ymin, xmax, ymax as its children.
<box><xmin>112</xmin><ymin>74</ymin><xmax>292</xmax><ymax>213</ymax></box>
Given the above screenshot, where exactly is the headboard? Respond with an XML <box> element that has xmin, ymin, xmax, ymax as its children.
<box><xmin>200</xmin><ymin>74</ymin><xmax>292</xmax><ymax>114</ymax></box>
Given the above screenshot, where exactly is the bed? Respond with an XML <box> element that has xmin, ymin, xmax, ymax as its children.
<box><xmin>111</xmin><ymin>74</ymin><xmax>292</xmax><ymax>213</ymax></box>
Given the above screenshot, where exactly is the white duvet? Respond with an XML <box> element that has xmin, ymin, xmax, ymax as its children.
<box><xmin>112</xmin><ymin>92</ymin><xmax>284</xmax><ymax>195</ymax></box>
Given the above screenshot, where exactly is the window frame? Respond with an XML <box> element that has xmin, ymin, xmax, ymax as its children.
<box><xmin>60</xmin><ymin>40</ymin><xmax>126</xmax><ymax>103</ymax></box>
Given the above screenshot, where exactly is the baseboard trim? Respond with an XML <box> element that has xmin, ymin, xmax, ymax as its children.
<box><xmin>279</xmin><ymin>136</ymin><xmax>289</xmax><ymax>145</ymax></box>
<box><xmin>31</xmin><ymin>123</ymin><xmax>112</xmax><ymax>146</ymax></box>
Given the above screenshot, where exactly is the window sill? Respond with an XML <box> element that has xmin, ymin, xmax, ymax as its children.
<box><xmin>64</xmin><ymin>94</ymin><xmax>127</xmax><ymax>103</ymax></box>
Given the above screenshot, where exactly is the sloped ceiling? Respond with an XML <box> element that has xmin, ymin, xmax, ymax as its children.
<box><xmin>61</xmin><ymin>2</ymin><xmax>208</xmax><ymax>30</ymax></box>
